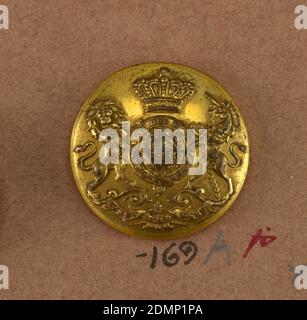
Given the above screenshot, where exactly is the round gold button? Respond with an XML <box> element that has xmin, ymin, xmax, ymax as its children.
<box><xmin>71</xmin><ymin>63</ymin><xmax>249</xmax><ymax>239</ymax></box>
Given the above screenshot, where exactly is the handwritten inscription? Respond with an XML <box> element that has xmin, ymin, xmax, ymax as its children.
<box><xmin>243</xmin><ymin>228</ymin><xmax>277</xmax><ymax>258</ymax></box>
<box><xmin>136</xmin><ymin>231</ymin><xmax>231</xmax><ymax>269</ymax></box>
<box><xmin>136</xmin><ymin>241</ymin><xmax>198</xmax><ymax>269</ymax></box>
<box><xmin>136</xmin><ymin>228</ymin><xmax>277</xmax><ymax>269</ymax></box>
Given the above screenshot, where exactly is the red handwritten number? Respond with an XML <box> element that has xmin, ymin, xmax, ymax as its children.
<box><xmin>243</xmin><ymin>228</ymin><xmax>277</xmax><ymax>258</ymax></box>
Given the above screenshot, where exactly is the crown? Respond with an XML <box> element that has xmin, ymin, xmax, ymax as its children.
<box><xmin>133</xmin><ymin>67</ymin><xmax>195</xmax><ymax>113</ymax></box>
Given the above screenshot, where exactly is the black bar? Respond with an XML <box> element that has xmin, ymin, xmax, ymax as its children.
<box><xmin>0</xmin><ymin>300</ymin><xmax>306</xmax><ymax>319</ymax></box>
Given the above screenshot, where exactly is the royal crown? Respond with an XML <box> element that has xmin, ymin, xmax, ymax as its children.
<box><xmin>133</xmin><ymin>67</ymin><xmax>195</xmax><ymax>113</ymax></box>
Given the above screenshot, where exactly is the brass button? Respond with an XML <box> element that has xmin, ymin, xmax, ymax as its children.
<box><xmin>71</xmin><ymin>63</ymin><xmax>249</xmax><ymax>239</ymax></box>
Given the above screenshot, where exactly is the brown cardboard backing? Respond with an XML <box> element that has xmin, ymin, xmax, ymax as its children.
<box><xmin>0</xmin><ymin>0</ymin><xmax>307</xmax><ymax>299</ymax></box>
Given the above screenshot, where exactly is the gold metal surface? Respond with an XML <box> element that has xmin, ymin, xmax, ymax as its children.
<box><xmin>71</xmin><ymin>63</ymin><xmax>249</xmax><ymax>239</ymax></box>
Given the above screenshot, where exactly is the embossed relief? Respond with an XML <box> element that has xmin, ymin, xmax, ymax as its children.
<box><xmin>73</xmin><ymin>67</ymin><xmax>247</xmax><ymax>232</ymax></box>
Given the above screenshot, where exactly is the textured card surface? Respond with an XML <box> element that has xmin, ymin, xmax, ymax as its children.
<box><xmin>0</xmin><ymin>0</ymin><xmax>306</xmax><ymax>299</ymax></box>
